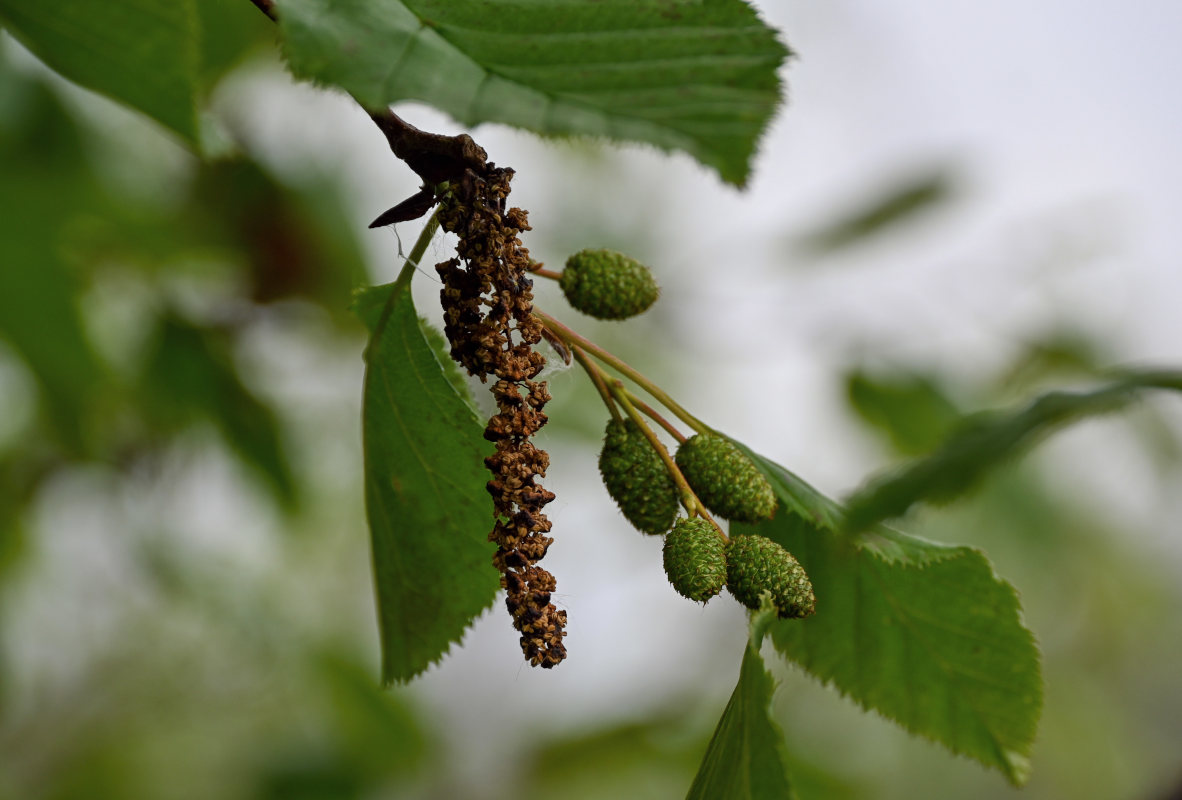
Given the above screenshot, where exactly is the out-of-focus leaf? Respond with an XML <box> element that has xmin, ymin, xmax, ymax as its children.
<box><xmin>191</xmin><ymin>160</ymin><xmax>365</xmax><ymax>312</ymax></box>
<box><xmin>279</xmin><ymin>0</ymin><xmax>788</xmax><ymax>186</ymax></box>
<box><xmin>254</xmin><ymin>758</ymin><xmax>365</xmax><ymax>800</ymax></box>
<box><xmin>687</xmin><ymin>604</ymin><xmax>795</xmax><ymax>800</ymax></box>
<box><xmin>733</xmin><ymin>448</ymin><xmax>1043</xmax><ymax>785</ymax></box>
<box><xmin>845</xmin><ymin>369</ymin><xmax>960</xmax><ymax>456</ymax></box>
<box><xmin>0</xmin><ymin>237</ymin><xmax>103</xmax><ymax>451</ymax></box>
<box><xmin>142</xmin><ymin>315</ymin><xmax>296</xmax><ymax>506</ymax></box>
<box><xmin>0</xmin><ymin>0</ymin><xmax>201</xmax><ymax>144</ymax></box>
<box><xmin>998</xmin><ymin>330</ymin><xmax>1106</xmax><ymax>393</ymax></box>
<box><xmin>195</xmin><ymin>0</ymin><xmax>274</xmax><ymax>89</ymax></box>
<box><xmin>314</xmin><ymin>652</ymin><xmax>426</xmax><ymax>777</ymax></box>
<box><xmin>796</xmin><ymin>169</ymin><xmax>953</xmax><ymax>253</ymax></box>
<box><xmin>525</xmin><ymin>711</ymin><xmax>703</xmax><ymax>800</ymax></box>
<box><xmin>843</xmin><ymin>370</ymin><xmax>1182</xmax><ymax>531</ymax></box>
<box><xmin>356</xmin><ymin>277</ymin><xmax>499</xmax><ymax>683</ymax></box>
<box><xmin>0</xmin><ymin>77</ymin><xmax>105</xmax><ymax>450</ymax></box>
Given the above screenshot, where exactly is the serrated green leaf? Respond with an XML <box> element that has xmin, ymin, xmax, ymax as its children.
<box><xmin>687</xmin><ymin>604</ymin><xmax>795</xmax><ymax>800</ymax></box>
<box><xmin>0</xmin><ymin>0</ymin><xmax>201</xmax><ymax>144</ymax></box>
<box><xmin>735</xmin><ymin>450</ymin><xmax>1043</xmax><ymax>785</ymax></box>
<box><xmin>278</xmin><ymin>0</ymin><xmax>788</xmax><ymax>186</ymax></box>
<box><xmin>351</xmin><ymin>283</ymin><xmax>480</xmax><ymax>417</ymax></box>
<box><xmin>357</xmin><ymin>277</ymin><xmax>499</xmax><ymax>683</ymax></box>
<box><xmin>843</xmin><ymin>370</ymin><xmax>1182</xmax><ymax>531</ymax></box>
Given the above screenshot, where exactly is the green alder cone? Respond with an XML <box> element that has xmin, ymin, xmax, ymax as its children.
<box><xmin>560</xmin><ymin>249</ymin><xmax>660</xmax><ymax>320</ymax></box>
<box><xmin>598</xmin><ymin>418</ymin><xmax>680</xmax><ymax>535</ymax></box>
<box><xmin>726</xmin><ymin>534</ymin><xmax>816</xmax><ymax>619</ymax></box>
<box><xmin>675</xmin><ymin>433</ymin><xmax>777</xmax><ymax>523</ymax></box>
<box><xmin>662</xmin><ymin>517</ymin><xmax>728</xmax><ymax>602</ymax></box>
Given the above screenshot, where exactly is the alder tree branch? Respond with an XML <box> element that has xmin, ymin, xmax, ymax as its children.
<box><xmin>247</xmin><ymin>0</ymin><xmax>277</xmax><ymax>22</ymax></box>
<box><xmin>245</xmin><ymin>0</ymin><xmax>487</xmax><ymax>191</ymax></box>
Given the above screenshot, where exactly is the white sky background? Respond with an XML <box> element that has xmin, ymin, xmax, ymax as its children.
<box><xmin>5</xmin><ymin>1</ymin><xmax>1182</xmax><ymax>794</ymax></box>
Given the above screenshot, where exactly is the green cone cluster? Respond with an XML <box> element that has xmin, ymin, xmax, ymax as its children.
<box><xmin>675</xmin><ymin>433</ymin><xmax>776</xmax><ymax>523</ymax></box>
<box><xmin>662</xmin><ymin>518</ymin><xmax>727</xmax><ymax>602</ymax></box>
<box><xmin>598</xmin><ymin>418</ymin><xmax>679</xmax><ymax>535</ymax></box>
<box><xmin>725</xmin><ymin>534</ymin><xmax>815</xmax><ymax>619</ymax></box>
<box><xmin>560</xmin><ymin>249</ymin><xmax>660</xmax><ymax>320</ymax></box>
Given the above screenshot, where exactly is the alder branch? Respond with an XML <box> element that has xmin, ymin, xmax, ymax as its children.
<box><xmin>247</xmin><ymin>0</ymin><xmax>277</xmax><ymax>22</ymax></box>
<box><xmin>245</xmin><ymin>0</ymin><xmax>487</xmax><ymax>188</ymax></box>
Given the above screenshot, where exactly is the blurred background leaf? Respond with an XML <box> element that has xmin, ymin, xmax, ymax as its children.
<box><xmin>794</xmin><ymin>168</ymin><xmax>955</xmax><ymax>255</ymax></box>
<box><xmin>0</xmin><ymin>0</ymin><xmax>202</xmax><ymax>144</ymax></box>
<box><xmin>844</xmin><ymin>370</ymin><xmax>960</xmax><ymax>456</ymax></box>
<box><xmin>843</xmin><ymin>370</ymin><xmax>1182</xmax><ymax>532</ymax></box>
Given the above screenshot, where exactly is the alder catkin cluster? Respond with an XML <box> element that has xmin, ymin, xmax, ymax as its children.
<box><xmin>594</xmin><ymin>406</ymin><xmax>816</xmax><ymax>618</ymax></box>
<box><xmin>435</xmin><ymin>166</ymin><xmax>567</xmax><ymax>668</ymax></box>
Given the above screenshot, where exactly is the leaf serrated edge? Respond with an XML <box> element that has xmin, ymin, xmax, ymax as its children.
<box><xmin>279</xmin><ymin>0</ymin><xmax>791</xmax><ymax>185</ymax></box>
<box><xmin>736</xmin><ymin>445</ymin><xmax>1043</xmax><ymax>784</ymax></box>
<box><xmin>850</xmin><ymin>544</ymin><xmax>1042</xmax><ymax>785</ymax></box>
<box><xmin>363</xmin><ymin>277</ymin><xmax>499</xmax><ymax>685</ymax></box>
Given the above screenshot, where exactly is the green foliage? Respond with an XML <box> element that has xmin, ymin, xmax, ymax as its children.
<box><xmin>736</xmin><ymin>449</ymin><xmax>1043</xmax><ymax>785</ymax></box>
<box><xmin>190</xmin><ymin>159</ymin><xmax>367</xmax><ymax>313</ymax></box>
<box><xmin>0</xmin><ymin>75</ymin><xmax>106</xmax><ymax>450</ymax></box>
<box><xmin>844</xmin><ymin>370</ymin><xmax>1182</xmax><ymax>531</ymax></box>
<box><xmin>355</xmin><ymin>277</ymin><xmax>501</xmax><ymax>683</ymax></box>
<box><xmin>278</xmin><ymin>0</ymin><xmax>788</xmax><ymax>185</ymax></box>
<box><xmin>194</xmin><ymin>0</ymin><xmax>274</xmax><ymax>87</ymax></box>
<box><xmin>687</xmin><ymin>606</ymin><xmax>795</xmax><ymax>800</ymax></box>
<box><xmin>141</xmin><ymin>314</ymin><xmax>296</xmax><ymax>507</ymax></box>
<box><xmin>844</xmin><ymin>370</ymin><xmax>960</xmax><ymax>456</ymax></box>
<box><xmin>0</xmin><ymin>0</ymin><xmax>202</xmax><ymax>144</ymax></box>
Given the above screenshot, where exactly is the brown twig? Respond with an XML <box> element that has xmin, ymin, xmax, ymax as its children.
<box><xmin>535</xmin><ymin>309</ymin><xmax>711</xmax><ymax>436</ymax></box>
<box><xmin>367</xmin><ymin>111</ymin><xmax>488</xmax><ymax>185</ymax></box>
<box><xmin>529</xmin><ymin>265</ymin><xmax>563</xmax><ymax>281</ymax></box>
<box><xmin>247</xmin><ymin>0</ymin><xmax>277</xmax><ymax>22</ymax></box>
<box><xmin>245</xmin><ymin>0</ymin><xmax>486</xmax><ymax>188</ymax></box>
<box><xmin>571</xmin><ymin>345</ymin><xmax>620</xmax><ymax>421</ymax></box>
<box><xmin>625</xmin><ymin>391</ymin><xmax>686</xmax><ymax>444</ymax></box>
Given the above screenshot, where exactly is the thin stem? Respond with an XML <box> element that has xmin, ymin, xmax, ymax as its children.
<box><xmin>535</xmin><ymin>309</ymin><xmax>710</xmax><ymax>436</ymax></box>
<box><xmin>394</xmin><ymin>211</ymin><xmax>441</xmax><ymax>288</ymax></box>
<box><xmin>529</xmin><ymin>266</ymin><xmax>563</xmax><ymax>282</ymax></box>
<box><xmin>572</xmin><ymin>346</ymin><xmax>620</xmax><ymax>421</ymax></box>
<box><xmin>626</xmin><ymin>391</ymin><xmax>686</xmax><ymax>443</ymax></box>
<box><xmin>608</xmin><ymin>380</ymin><xmax>724</xmax><ymax>537</ymax></box>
